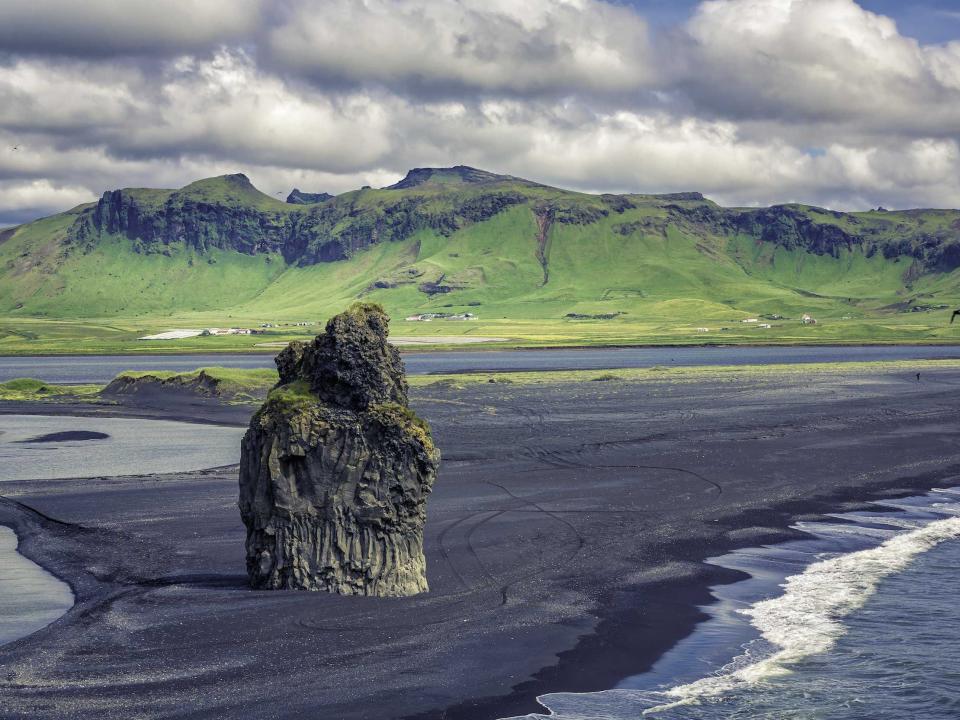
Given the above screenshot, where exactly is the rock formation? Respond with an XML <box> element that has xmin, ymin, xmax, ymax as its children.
<box><xmin>286</xmin><ymin>189</ymin><xmax>334</xmax><ymax>205</ymax></box>
<box><xmin>238</xmin><ymin>303</ymin><xmax>439</xmax><ymax>596</ymax></box>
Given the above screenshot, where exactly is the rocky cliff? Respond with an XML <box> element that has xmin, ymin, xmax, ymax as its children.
<box><xmin>238</xmin><ymin>303</ymin><xmax>439</xmax><ymax>595</ymax></box>
<box><xmin>68</xmin><ymin>174</ymin><xmax>296</xmax><ymax>256</ymax></box>
<box><xmin>65</xmin><ymin>170</ymin><xmax>533</xmax><ymax>265</ymax></box>
<box><xmin>57</xmin><ymin>166</ymin><xmax>960</xmax><ymax>277</ymax></box>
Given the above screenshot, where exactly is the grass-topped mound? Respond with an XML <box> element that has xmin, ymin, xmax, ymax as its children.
<box><xmin>0</xmin><ymin>378</ymin><xmax>101</xmax><ymax>401</ymax></box>
<box><xmin>104</xmin><ymin>367</ymin><xmax>278</xmax><ymax>403</ymax></box>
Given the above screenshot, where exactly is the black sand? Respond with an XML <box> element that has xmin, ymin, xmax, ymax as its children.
<box><xmin>2</xmin><ymin>367</ymin><xmax>960</xmax><ymax>719</ymax></box>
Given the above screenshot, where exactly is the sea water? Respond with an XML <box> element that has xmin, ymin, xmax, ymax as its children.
<box><xmin>0</xmin><ymin>414</ymin><xmax>245</xmax><ymax>481</ymax></box>
<box><xmin>0</xmin><ymin>414</ymin><xmax>246</xmax><ymax>644</ymax></box>
<box><xmin>506</xmin><ymin>487</ymin><xmax>960</xmax><ymax>719</ymax></box>
<box><xmin>0</xmin><ymin>526</ymin><xmax>74</xmax><ymax>645</ymax></box>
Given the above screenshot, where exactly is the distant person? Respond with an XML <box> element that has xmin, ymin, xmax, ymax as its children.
<box><xmin>917</xmin><ymin>373</ymin><xmax>921</xmax><ymax>383</ymax></box>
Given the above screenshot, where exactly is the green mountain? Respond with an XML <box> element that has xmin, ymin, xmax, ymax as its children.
<box><xmin>3</xmin><ymin>166</ymin><xmax>960</xmax><ymax>350</ymax></box>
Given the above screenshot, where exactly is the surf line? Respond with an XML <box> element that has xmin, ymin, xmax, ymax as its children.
<box><xmin>643</xmin><ymin>509</ymin><xmax>960</xmax><ymax>714</ymax></box>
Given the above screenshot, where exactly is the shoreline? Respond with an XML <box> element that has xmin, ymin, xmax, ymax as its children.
<box><xmin>427</xmin><ymin>469</ymin><xmax>960</xmax><ymax>720</ymax></box>
<box><xmin>6</xmin><ymin>448</ymin><xmax>956</xmax><ymax>720</ymax></box>
<box><xmin>3</xmin><ymin>367</ymin><xmax>960</xmax><ymax>719</ymax></box>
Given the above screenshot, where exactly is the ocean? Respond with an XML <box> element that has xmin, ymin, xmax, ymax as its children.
<box><xmin>506</xmin><ymin>487</ymin><xmax>960</xmax><ymax>719</ymax></box>
<box><xmin>0</xmin><ymin>526</ymin><xmax>73</xmax><ymax>646</ymax></box>
<box><xmin>0</xmin><ymin>414</ymin><xmax>248</xmax><ymax>645</ymax></box>
<box><xmin>0</xmin><ymin>414</ymin><xmax>244</xmax><ymax>481</ymax></box>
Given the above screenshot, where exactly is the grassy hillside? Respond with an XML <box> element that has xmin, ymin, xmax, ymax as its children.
<box><xmin>2</xmin><ymin>167</ymin><xmax>960</xmax><ymax>354</ymax></box>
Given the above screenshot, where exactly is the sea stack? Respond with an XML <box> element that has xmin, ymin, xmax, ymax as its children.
<box><xmin>238</xmin><ymin>303</ymin><xmax>440</xmax><ymax>596</ymax></box>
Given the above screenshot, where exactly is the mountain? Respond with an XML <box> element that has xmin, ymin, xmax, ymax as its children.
<box><xmin>2</xmin><ymin>167</ymin><xmax>960</xmax><ymax>342</ymax></box>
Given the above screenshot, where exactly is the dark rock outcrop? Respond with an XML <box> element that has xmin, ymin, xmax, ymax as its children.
<box><xmin>75</xmin><ymin>176</ymin><xmax>295</xmax><ymax>257</ymax></box>
<box><xmin>239</xmin><ymin>304</ymin><xmax>439</xmax><ymax>595</ymax></box>
<box><xmin>386</xmin><ymin>165</ymin><xmax>516</xmax><ymax>189</ymax></box>
<box><xmin>733</xmin><ymin>206</ymin><xmax>861</xmax><ymax>258</ymax></box>
<box><xmin>286</xmin><ymin>189</ymin><xmax>334</xmax><ymax>205</ymax></box>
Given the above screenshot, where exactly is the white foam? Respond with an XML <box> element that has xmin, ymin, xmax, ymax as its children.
<box><xmin>643</xmin><ymin>512</ymin><xmax>960</xmax><ymax>714</ymax></box>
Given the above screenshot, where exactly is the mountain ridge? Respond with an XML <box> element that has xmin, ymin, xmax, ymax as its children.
<box><xmin>3</xmin><ymin>167</ymin><xmax>960</xmax><ymax>340</ymax></box>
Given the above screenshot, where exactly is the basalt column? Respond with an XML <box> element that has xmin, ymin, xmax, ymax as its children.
<box><xmin>238</xmin><ymin>303</ymin><xmax>440</xmax><ymax>596</ymax></box>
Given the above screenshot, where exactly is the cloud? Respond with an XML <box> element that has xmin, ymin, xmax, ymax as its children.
<box><xmin>264</xmin><ymin>0</ymin><xmax>656</xmax><ymax>97</ymax></box>
<box><xmin>1</xmin><ymin>0</ymin><xmax>959</xmax><ymax>225</ymax></box>
<box><xmin>0</xmin><ymin>59</ymin><xmax>146</xmax><ymax>135</ymax></box>
<box><xmin>0</xmin><ymin>0</ymin><xmax>263</xmax><ymax>57</ymax></box>
<box><xmin>682</xmin><ymin>0</ymin><xmax>960</xmax><ymax>134</ymax></box>
<box><xmin>114</xmin><ymin>51</ymin><xmax>396</xmax><ymax>172</ymax></box>
<box><xmin>0</xmin><ymin>178</ymin><xmax>93</xmax><ymax>226</ymax></box>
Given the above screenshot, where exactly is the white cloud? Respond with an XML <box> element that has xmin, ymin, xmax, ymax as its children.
<box><xmin>0</xmin><ymin>60</ymin><xmax>145</xmax><ymax>134</ymax></box>
<box><xmin>1</xmin><ymin>0</ymin><xmax>960</xmax><ymax>223</ymax></box>
<box><xmin>265</xmin><ymin>0</ymin><xmax>655</xmax><ymax>96</ymax></box>
<box><xmin>683</xmin><ymin>0</ymin><xmax>960</xmax><ymax>133</ymax></box>
<box><xmin>0</xmin><ymin>179</ymin><xmax>93</xmax><ymax>220</ymax></box>
<box><xmin>116</xmin><ymin>50</ymin><xmax>396</xmax><ymax>172</ymax></box>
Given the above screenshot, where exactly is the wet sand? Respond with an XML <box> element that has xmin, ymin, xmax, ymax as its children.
<box><xmin>2</xmin><ymin>367</ymin><xmax>960</xmax><ymax>719</ymax></box>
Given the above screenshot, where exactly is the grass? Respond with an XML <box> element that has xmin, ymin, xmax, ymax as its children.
<box><xmin>259</xmin><ymin>379</ymin><xmax>316</xmax><ymax>414</ymax></box>
<box><xmin>0</xmin><ymin>377</ymin><xmax>101</xmax><ymax>401</ymax></box>
<box><xmin>369</xmin><ymin>401</ymin><xmax>435</xmax><ymax>450</ymax></box>
<box><xmin>409</xmin><ymin>359</ymin><xmax>960</xmax><ymax>387</ymax></box>
<box><xmin>113</xmin><ymin>367</ymin><xmax>278</xmax><ymax>402</ymax></box>
<box><xmin>3</xmin><ymin>310</ymin><xmax>960</xmax><ymax>356</ymax></box>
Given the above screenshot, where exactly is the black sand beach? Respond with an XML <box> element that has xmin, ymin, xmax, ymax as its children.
<box><xmin>3</xmin><ymin>366</ymin><xmax>960</xmax><ymax>719</ymax></box>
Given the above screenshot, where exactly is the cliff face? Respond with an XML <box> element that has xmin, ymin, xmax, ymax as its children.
<box><xmin>65</xmin><ymin>170</ymin><xmax>531</xmax><ymax>265</ymax></box>
<box><xmin>66</xmin><ymin>174</ymin><xmax>298</xmax><ymax>257</ymax></box>
<box><xmin>238</xmin><ymin>304</ymin><xmax>439</xmax><ymax>596</ymax></box>
<box><xmin>61</xmin><ymin>167</ymin><xmax>960</xmax><ymax>275</ymax></box>
<box><xmin>658</xmin><ymin>202</ymin><xmax>960</xmax><ymax>271</ymax></box>
<box><xmin>90</xmin><ymin>188</ymin><xmax>291</xmax><ymax>255</ymax></box>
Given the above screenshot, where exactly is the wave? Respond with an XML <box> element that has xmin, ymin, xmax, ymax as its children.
<box><xmin>642</xmin><ymin>511</ymin><xmax>960</xmax><ymax>714</ymax></box>
<box><xmin>501</xmin><ymin>489</ymin><xmax>960</xmax><ymax>720</ymax></box>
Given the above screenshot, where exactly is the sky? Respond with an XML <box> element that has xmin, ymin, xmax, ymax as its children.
<box><xmin>1</xmin><ymin>0</ymin><xmax>959</xmax><ymax>226</ymax></box>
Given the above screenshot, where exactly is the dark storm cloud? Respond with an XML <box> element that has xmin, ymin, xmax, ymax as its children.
<box><xmin>0</xmin><ymin>0</ymin><xmax>958</xmax><ymax>226</ymax></box>
<box><xmin>0</xmin><ymin>0</ymin><xmax>262</xmax><ymax>57</ymax></box>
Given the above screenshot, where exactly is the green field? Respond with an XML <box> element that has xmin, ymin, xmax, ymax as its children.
<box><xmin>2</xmin><ymin>169</ymin><xmax>960</xmax><ymax>354</ymax></box>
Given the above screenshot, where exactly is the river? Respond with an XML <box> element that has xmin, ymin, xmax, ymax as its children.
<box><xmin>2</xmin><ymin>344</ymin><xmax>960</xmax><ymax>384</ymax></box>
